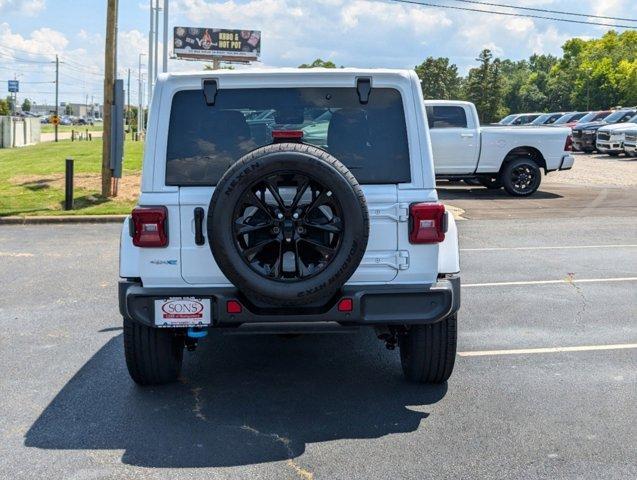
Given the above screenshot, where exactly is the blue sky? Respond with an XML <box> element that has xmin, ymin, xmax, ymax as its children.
<box><xmin>0</xmin><ymin>0</ymin><xmax>635</xmax><ymax>107</ymax></box>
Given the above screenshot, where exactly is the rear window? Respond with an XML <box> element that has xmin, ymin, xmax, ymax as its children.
<box><xmin>425</xmin><ymin>105</ymin><xmax>468</xmax><ymax>128</ymax></box>
<box><xmin>165</xmin><ymin>87</ymin><xmax>411</xmax><ymax>186</ymax></box>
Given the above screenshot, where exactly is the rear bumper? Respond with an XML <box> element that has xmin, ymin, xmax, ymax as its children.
<box><xmin>559</xmin><ymin>154</ymin><xmax>574</xmax><ymax>170</ymax></box>
<box><xmin>119</xmin><ymin>276</ymin><xmax>461</xmax><ymax>329</ymax></box>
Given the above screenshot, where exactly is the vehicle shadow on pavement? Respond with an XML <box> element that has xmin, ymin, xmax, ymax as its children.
<box><xmin>437</xmin><ymin>186</ymin><xmax>562</xmax><ymax>200</ymax></box>
<box><xmin>25</xmin><ymin>329</ymin><xmax>447</xmax><ymax>468</ymax></box>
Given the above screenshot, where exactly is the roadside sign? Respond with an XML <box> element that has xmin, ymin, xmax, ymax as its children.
<box><xmin>51</xmin><ymin>115</ymin><xmax>60</xmax><ymax>126</ymax></box>
<box><xmin>173</xmin><ymin>27</ymin><xmax>261</xmax><ymax>62</ymax></box>
<box><xmin>8</xmin><ymin>80</ymin><xmax>19</xmax><ymax>93</ymax></box>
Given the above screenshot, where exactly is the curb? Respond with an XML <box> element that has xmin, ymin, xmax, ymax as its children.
<box><xmin>0</xmin><ymin>215</ymin><xmax>127</xmax><ymax>225</ymax></box>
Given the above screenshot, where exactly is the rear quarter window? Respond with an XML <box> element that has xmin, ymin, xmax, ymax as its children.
<box><xmin>425</xmin><ymin>106</ymin><xmax>468</xmax><ymax>129</ymax></box>
<box><xmin>165</xmin><ymin>87</ymin><xmax>411</xmax><ymax>186</ymax></box>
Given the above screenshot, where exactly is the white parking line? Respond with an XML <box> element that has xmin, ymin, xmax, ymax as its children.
<box><xmin>458</xmin><ymin>343</ymin><xmax>637</xmax><ymax>357</ymax></box>
<box><xmin>460</xmin><ymin>244</ymin><xmax>637</xmax><ymax>252</ymax></box>
<box><xmin>463</xmin><ymin>277</ymin><xmax>637</xmax><ymax>287</ymax></box>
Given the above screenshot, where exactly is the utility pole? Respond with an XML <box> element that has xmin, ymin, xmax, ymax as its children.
<box><xmin>154</xmin><ymin>0</ymin><xmax>160</xmax><ymax>84</ymax></box>
<box><xmin>54</xmin><ymin>55</ymin><xmax>59</xmax><ymax>142</ymax></box>
<box><xmin>163</xmin><ymin>0</ymin><xmax>169</xmax><ymax>73</ymax></box>
<box><xmin>102</xmin><ymin>0</ymin><xmax>118</xmax><ymax>198</ymax></box>
<box><xmin>127</xmin><ymin>68</ymin><xmax>131</xmax><ymax>136</ymax></box>
<box><xmin>138</xmin><ymin>53</ymin><xmax>146</xmax><ymax>135</ymax></box>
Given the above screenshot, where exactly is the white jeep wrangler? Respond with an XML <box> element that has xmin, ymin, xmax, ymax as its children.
<box><xmin>119</xmin><ymin>69</ymin><xmax>461</xmax><ymax>385</ymax></box>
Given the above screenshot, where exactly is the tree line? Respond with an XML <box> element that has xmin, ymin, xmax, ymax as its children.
<box><xmin>302</xmin><ymin>30</ymin><xmax>637</xmax><ymax>124</ymax></box>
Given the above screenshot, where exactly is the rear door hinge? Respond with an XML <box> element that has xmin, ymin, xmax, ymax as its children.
<box><xmin>368</xmin><ymin>203</ymin><xmax>410</xmax><ymax>222</ymax></box>
<box><xmin>361</xmin><ymin>250</ymin><xmax>410</xmax><ymax>271</ymax></box>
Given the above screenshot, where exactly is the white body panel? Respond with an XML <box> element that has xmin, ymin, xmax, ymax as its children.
<box><xmin>120</xmin><ymin>68</ymin><xmax>454</xmax><ymax>288</ymax></box>
<box><xmin>623</xmin><ymin>129</ymin><xmax>637</xmax><ymax>155</ymax></box>
<box><xmin>596</xmin><ymin>122</ymin><xmax>637</xmax><ymax>153</ymax></box>
<box><xmin>424</xmin><ymin>100</ymin><xmax>571</xmax><ymax>174</ymax></box>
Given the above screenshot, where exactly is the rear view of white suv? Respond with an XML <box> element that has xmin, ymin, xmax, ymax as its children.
<box><xmin>119</xmin><ymin>69</ymin><xmax>460</xmax><ymax>385</ymax></box>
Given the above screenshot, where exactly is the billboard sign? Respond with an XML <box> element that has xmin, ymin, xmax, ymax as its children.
<box><xmin>8</xmin><ymin>80</ymin><xmax>19</xmax><ymax>93</ymax></box>
<box><xmin>173</xmin><ymin>27</ymin><xmax>261</xmax><ymax>62</ymax></box>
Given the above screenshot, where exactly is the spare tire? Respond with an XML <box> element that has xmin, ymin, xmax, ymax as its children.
<box><xmin>208</xmin><ymin>143</ymin><xmax>369</xmax><ymax>306</ymax></box>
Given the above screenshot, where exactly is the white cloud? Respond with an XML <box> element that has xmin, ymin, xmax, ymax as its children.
<box><xmin>173</xmin><ymin>0</ymin><xmax>452</xmax><ymax>68</ymax></box>
<box><xmin>0</xmin><ymin>0</ymin><xmax>45</xmax><ymax>16</ymax></box>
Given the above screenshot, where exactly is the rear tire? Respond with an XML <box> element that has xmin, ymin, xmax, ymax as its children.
<box><xmin>399</xmin><ymin>314</ymin><xmax>457</xmax><ymax>384</ymax></box>
<box><xmin>123</xmin><ymin>318</ymin><xmax>185</xmax><ymax>385</ymax></box>
<box><xmin>501</xmin><ymin>157</ymin><xmax>541</xmax><ymax>196</ymax></box>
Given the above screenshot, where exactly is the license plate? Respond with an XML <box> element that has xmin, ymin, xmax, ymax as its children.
<box><xmin>154</xmin><ymin>297</ymin><xmax>211</xmax><ymax>328</ymax></box>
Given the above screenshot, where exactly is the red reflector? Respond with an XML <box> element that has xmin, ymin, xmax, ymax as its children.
<box><xmin>226</xmin><ymin>300</ymin><xmax>243</xmax><ymax>314</ymax></box>
<box><xmin>565</xmin><ymin>134</ymin><xmax>573</xmax><ymax>152</ymax></box>
<box><xmin>131</xmin><ymin>206</ymin><xmax>168</xmax><ymax>247</ymax></box>
<box><xmin>409</xmin><ymin>203</ymin><xmax>446</xmax><ymax>244</ymax></box>
<box><xmin>272</xmin><ymin>130</ymin><xmax>304</xmax><ymax>140</ymax></box>
<box><xmin>338</xmin><ymin>298</ymin><xmax>353</xmax><ymax>312</ymax></box>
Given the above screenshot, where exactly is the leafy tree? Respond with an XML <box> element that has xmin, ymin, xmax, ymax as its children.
<box><xmin>5</xmin><ymin>95</ymin><xmax>15</xmax><ymax>114</ymax></box>
<box><xmin>21</xmin><ymin>98</ymin><xmax>31</xmax><ymax>112</ymax></box>
<box><xmin>64</xmin><ymin>104</ymin><xmax>73</xmax><ymax>115</ymax></box>
<box><xmin>203</xmin><ymin>64</ymin><xmax>234</xmax><ymax>70</ymax></box>
<box><xmin>464</xmin><ymin>49</ymin><xmax>505</xmax><ymax>123</ymax></box>
<box><xmin>299</xmin><ymin>58</ymin><xmax>337</xmax><ymax>68</ymax></box>
<box><xmin>0</xmin><ymin>98</ymin><xmax>9</xmax><ymax>116</ymax></box>
<box><xmin>414</xmin><ymin>57</ymin><xmax>461</xmax><ymax>99</ymax></box>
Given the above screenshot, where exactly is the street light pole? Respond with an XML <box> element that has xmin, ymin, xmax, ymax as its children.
<box><xmin>154</xmin><ymin>0</ymin><xmax>160</xmax><ymax>84</ymax></box>
<box><xmin>163</xmin><ymin>0</ymin><xmax>169</xmax><ymax>73</ymax></box>
<box><xmin>138</xmin><ymin>53</ymin><xmax>146</xmax><ymax>134</ymax></box>
<box><xmin>54</xmin><ymin>55</ymin><xmax>59</xmax><ymax>142</ymax></box>
<box><xmin>148</xmin><ymin>0</ymin><xmax>154</xmax><ymax>102</ymax></box>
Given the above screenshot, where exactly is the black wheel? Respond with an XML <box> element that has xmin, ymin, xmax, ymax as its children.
<box><xmin>123</xmin><ymin>318</ymin><xmax>185</xmax><ymax>385</ymax></box>
<box><xmin>208</xmin><ymin>143</ymin><xmax>369</xmax><ymax>306</ymax></box>
<box><xmin>501</xmin><ymin>157</ymin><xmax>541</xmax><ymax>196</ymax></box>
<box><xmin>478</xmin><ymin>175</ymin><xmax>502</xmax><ymax>189</ymax></box>
<box><xmin>399</xmin><ymin>314</ymin><xmax>457</xmax><ymax>384</ymax></box>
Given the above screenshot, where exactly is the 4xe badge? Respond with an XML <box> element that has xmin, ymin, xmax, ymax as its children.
<box><xmin>154</xmin><ymin>297</ymin><xmax>211</xmax><ymax>327</ymax></box>
<box><xmin>150</xmin><ymin>259</ymin><xmax>177</xmax><ymax>265</ymax></box>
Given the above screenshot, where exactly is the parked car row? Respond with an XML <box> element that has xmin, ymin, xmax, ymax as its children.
<box><xmin>498</xmin><ymin>107</ymin><xmax>637</xmax><ymax>157</ymax></box>
<box><xmin>572</xmin><ymin>108</ymin><xmax>637</xmax><ymax>156</ymax></box>
<box><xmin>38</xmin><ymin>115</ymin><xmax>98</xmax><ymax>126</ymax></box>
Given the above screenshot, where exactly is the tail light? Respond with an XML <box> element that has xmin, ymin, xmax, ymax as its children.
<box><xmin>131</xmin><ymin>206</ymin><xmax>168</xmax><ymax>247</ymax></box>
<box><xmin>565</xmin><ymin>135</ymin><xmax>573</xmax><ymax>151</ymax></box>
<box><xmin>409</xmin><ymin>203</ymin><xmax>446</xmax><ymax>244</ymax></box>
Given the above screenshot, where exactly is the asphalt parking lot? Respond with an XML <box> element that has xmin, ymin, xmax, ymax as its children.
<box><xmin>1</xmin><ymin>155</ymin><xmax>636</xmax><ymax>479</ymax></box>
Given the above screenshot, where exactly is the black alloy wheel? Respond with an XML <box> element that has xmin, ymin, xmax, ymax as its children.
<box><xmin>502</xmin><ymin>156</ymin><xmax>542</xmax><ymax>196</ymax></box>
<box><xmin>233</xmin><ymin>173</ymin><xmax>344</xmax><ymax>281</ymax></box>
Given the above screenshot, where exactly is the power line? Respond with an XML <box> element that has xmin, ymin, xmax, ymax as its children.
<box><xmin>0</xmin><ymin>43</ymin><xmax>57</xmax><ymax>58</ymax></box>
<box><xmin>451</xmin><ymin>0</ymin><xmax>637</xmax><ymax>23</ymax></box>
<box><xmin>386</xmin><ymin>0</ymin><xmax>637</xmax><ymax>29</ymax></box>
<box><xmin>0</xmin><ymin>80</ymin><xmax>54</xmax><ymax>84</ymax></box>
<box><xmin>0</xmin><ymin>51</ymin><xmax>52</xmax><ymax>64</ymax></box>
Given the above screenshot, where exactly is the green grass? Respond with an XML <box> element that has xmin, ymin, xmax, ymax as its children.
<box><xmin>40</xmin><ymin>124</ymin><xmax>104</xmax><ymax>134</ymax></box>
<box><xmin>0</xmin><ymin>138</ymin><xmax>143</xmax><ymax>216</ymax></box>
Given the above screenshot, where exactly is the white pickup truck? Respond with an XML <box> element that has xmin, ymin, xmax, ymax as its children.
<box><xmin>425</xmin><ymin>100</ymin><xmax>574</xmax><ymax>196</ymax></box>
